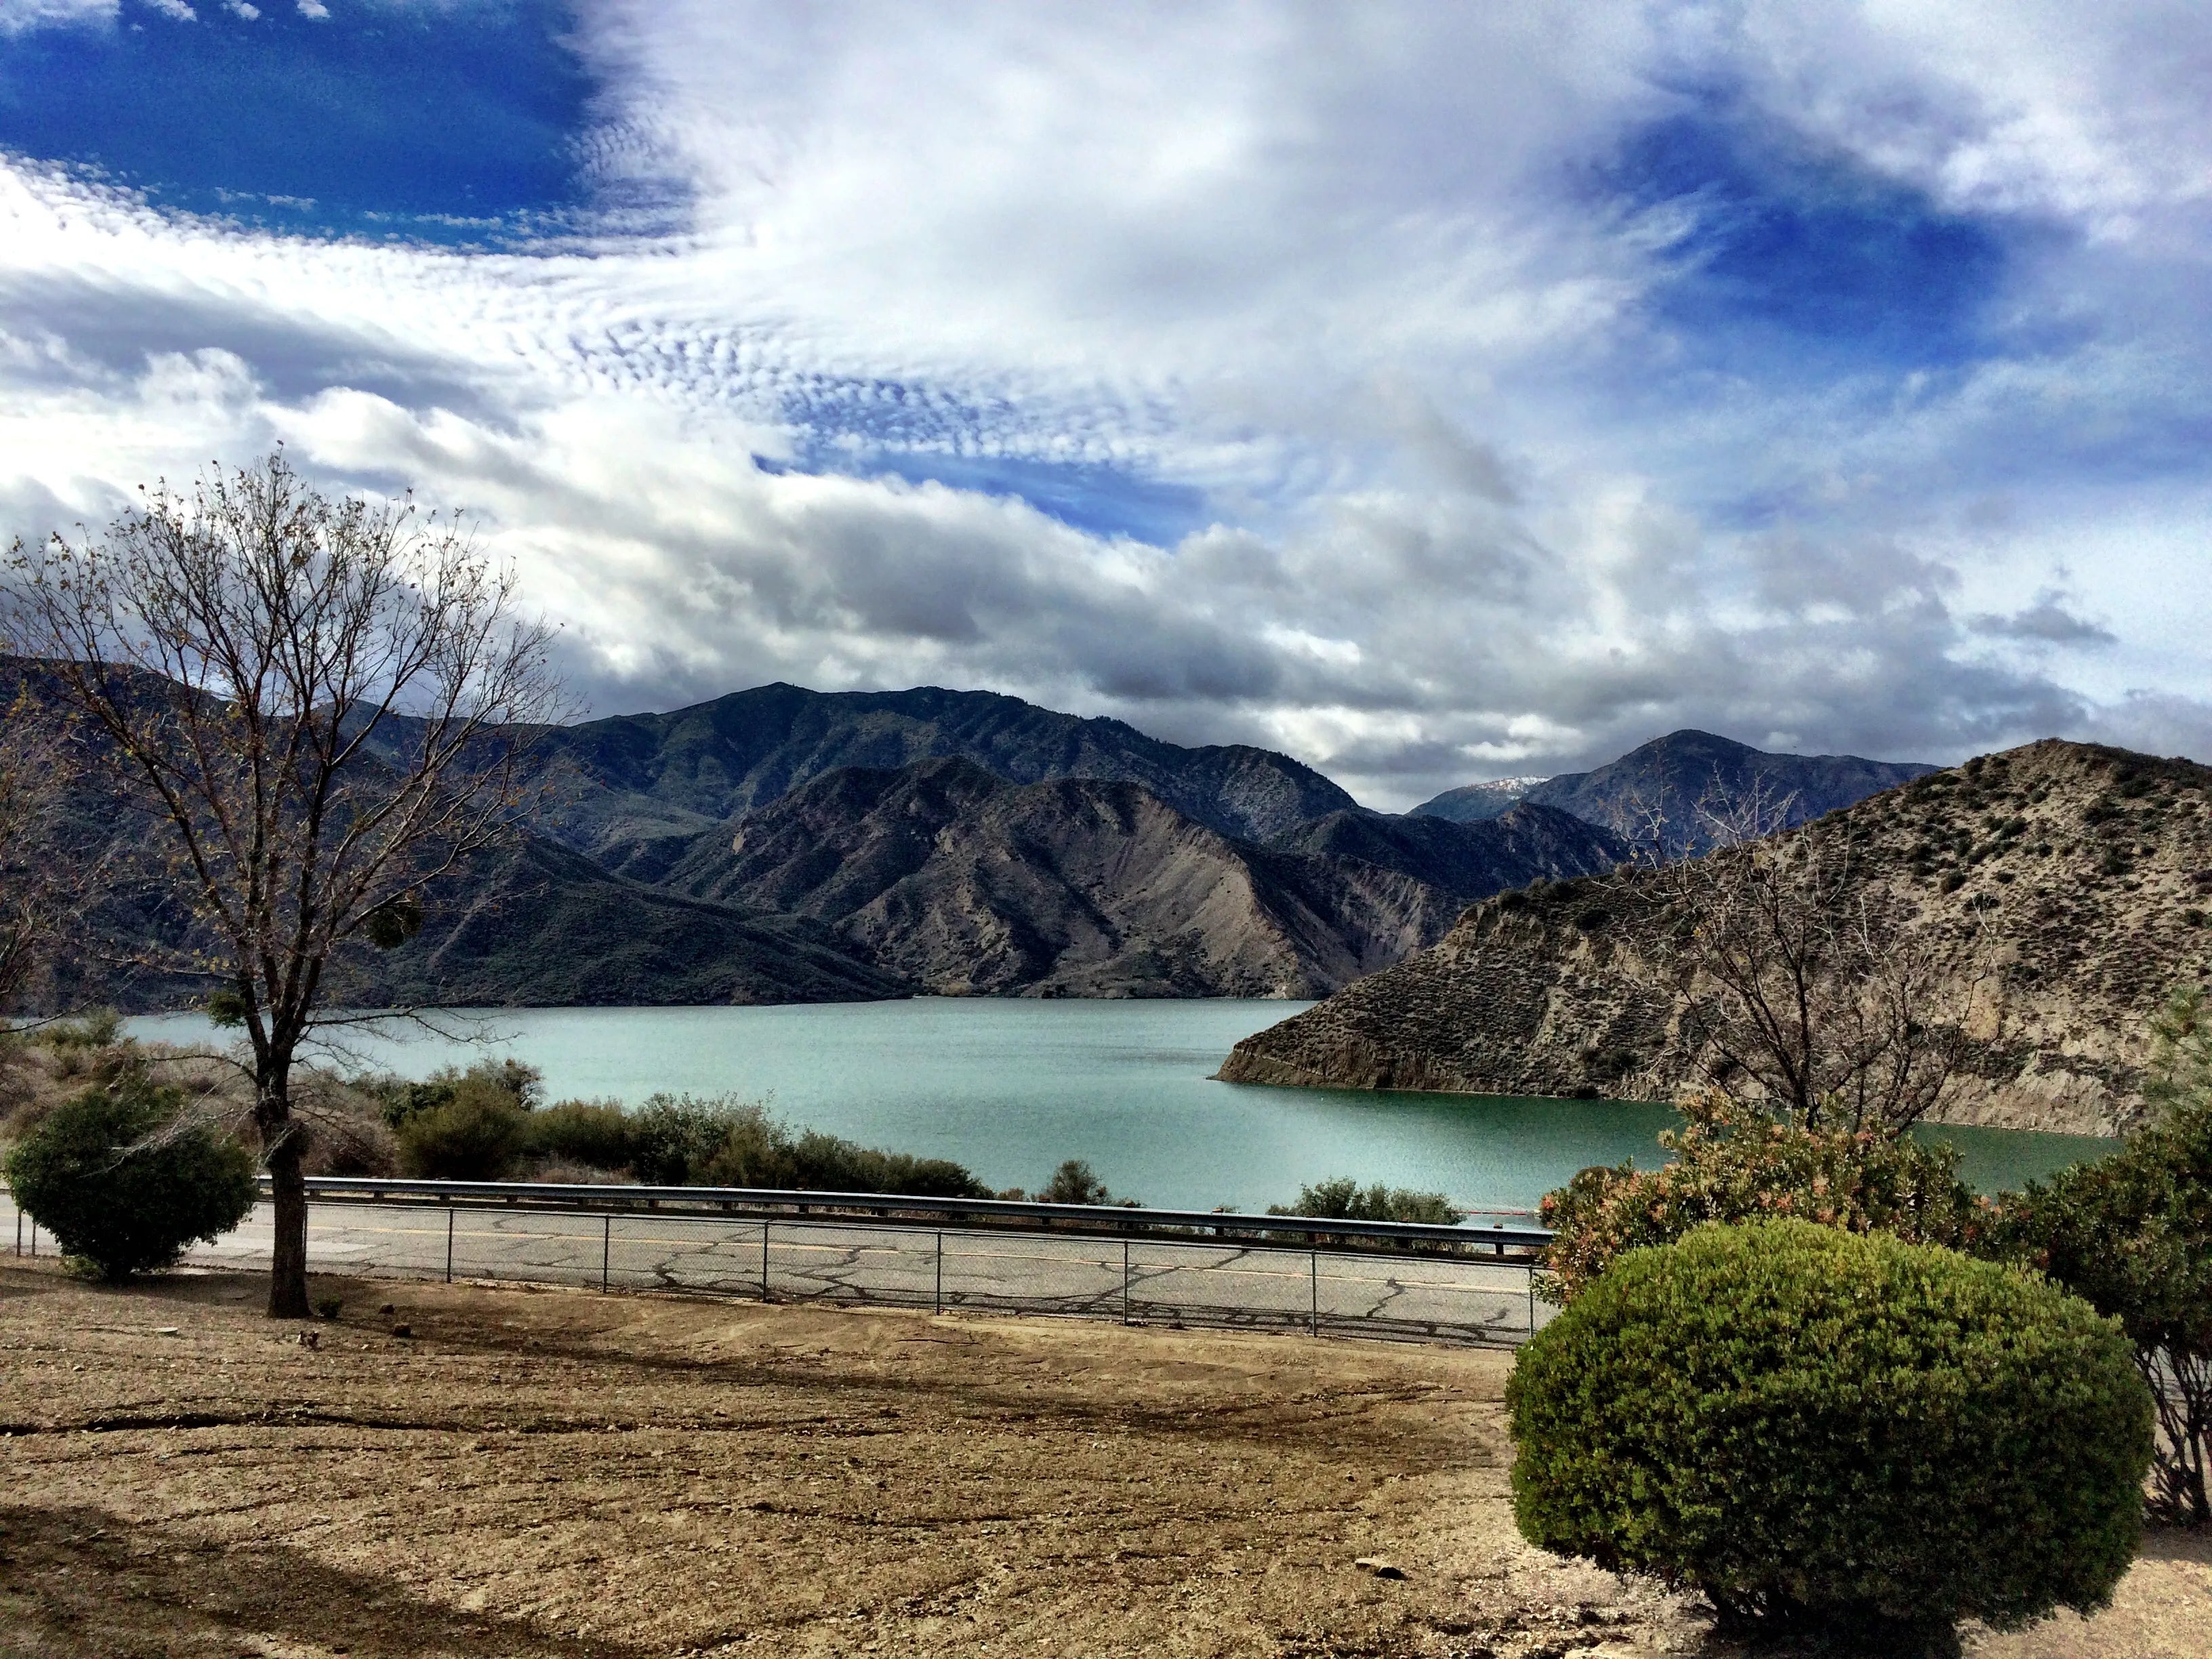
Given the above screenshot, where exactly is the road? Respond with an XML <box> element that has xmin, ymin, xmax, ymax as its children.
<box><xmin>5</xmin><ymin>1192</ymin><xmax>1549</xmax><ymax>1343</ymax></box>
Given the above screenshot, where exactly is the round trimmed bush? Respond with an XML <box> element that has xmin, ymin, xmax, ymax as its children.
<box><xmin>1507</xmin><ymin>1220</ymin><xmax>2152</xmax><ymax>1654</ymax></box>
<box><xmin>4</xmin><ymin>1075</ymin><xmax>258</xmax><ymax>1280</ymax></box>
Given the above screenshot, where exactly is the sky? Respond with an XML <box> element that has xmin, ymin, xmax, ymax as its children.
<box><xmin>1</xmin><ymin>2</ymin><xmax>2207</xmax><ymax>809</ymax></box>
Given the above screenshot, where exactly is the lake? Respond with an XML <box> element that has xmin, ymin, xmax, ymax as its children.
<box><xmin>123</xmin><ymin>1000</ymin><xmax>2114</xmax><ymax>1215</ymax></box>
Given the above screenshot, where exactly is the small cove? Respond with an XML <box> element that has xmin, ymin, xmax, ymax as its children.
<box><xmin>125</xmin><ymin>1000</ymin><xmax>2114</xmax><ymax>1214</ymax></box>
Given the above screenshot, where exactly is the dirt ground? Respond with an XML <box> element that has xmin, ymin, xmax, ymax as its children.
<box><xmin>0</xmin><ymin>1261</ymin><xmax>2205</xmax><ymax>1659</ymax></box>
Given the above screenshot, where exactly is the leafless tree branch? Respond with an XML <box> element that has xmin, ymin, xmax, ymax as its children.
<box><xmin>1614</xmin><ymin>777</ymin><xmax>1983</xmax><ymax>1135</ymax></box>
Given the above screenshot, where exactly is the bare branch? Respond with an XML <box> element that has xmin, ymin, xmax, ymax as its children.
<box><xmin>1610</xmin><ymin>775</ymin><xmax>1980</xmax><ymax>1135</ymax></box>
<box><xmin>1</xmin><ymin>453</ymin><xmax>567</xmax><ymax>1317</ymax></box>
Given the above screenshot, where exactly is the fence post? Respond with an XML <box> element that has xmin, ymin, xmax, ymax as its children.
<box><xmin>934</xmin><ymin>1229</ymin><xmax>943</xmax><ymax>1315</ymax></box>
<box><xmin>1309</xmin><ymin>1250</ymin><xmax>1318</xmax><ymax>1337</ymax></box>
<box><xmin>445</xmin><ymin>1205</ymin><xmax>454</xmax><ymax>1284</ymax></box>
<box><xmin>601</xmin><ymin>1214</ymin><xmax>611</xmax><ymax>1293</ymax></box>
<box><xmin>760</xmin><ymin>1218</ymin><xmax>771</xmax><ymax>1303</ymax></box>
<box><xmin>1122</xmin><ymin>1238</ymin><xmax>1131</xmax><ymax>1323</ymax></box>
<box><xmin>13</xmin><ymin>1209</ymin><xmax>19</xmax><ymax>1256</ymax></box>
<box><xmin>1526</xmin><ymin>1271</ymin><xmax>1535</xmax><ymax>1336</ymax></box>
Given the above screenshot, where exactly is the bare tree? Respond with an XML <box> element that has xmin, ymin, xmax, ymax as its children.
<box><xmin>0</xmin><ymin>687</ymin><xmax>77</xmax><ymax>1015</ymax></box>
<box><xmin>3</xmin><ymin>455</ymin><xmax>563</xmax><ymax>1317</ymax></box>
<box><xmin>1621</xmin><ymin>781</ymin><xmax>1975</xmax><ymax>1136</ymax></box>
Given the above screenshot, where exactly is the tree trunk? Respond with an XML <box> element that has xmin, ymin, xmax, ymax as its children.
<box><xmin>260</xmin><ymin>1080</ymin><xmax>311</xmax><ymax>1319</ymax></box>
<box><xmin>266</xmin><ymin>1134</ymin><xmax>310</xmax><ymax>1318</ymax></box>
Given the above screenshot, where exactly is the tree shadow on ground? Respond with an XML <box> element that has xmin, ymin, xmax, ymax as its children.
<box><xmin>0</xmin><ymin>1501</ymin><xmax>653</xmax><ymax>1659</ymax></box>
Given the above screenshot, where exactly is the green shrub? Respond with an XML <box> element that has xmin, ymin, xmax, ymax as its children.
<box><xmin>625</xmin><ymin>1092</ymin><xmax>759</xmax><ymax>1185</ymax></box>
<box><xmin>1036</xmin><ymin>1158</ymin><xmax>1114</xmax><ymax>1206</ymax></box>
<box><xmin>623</xmin><ymin>1092</ymin><xmax>991</xmax><ymax>1198</ymax></box>
<box><xmin>373</xmin><ymin>1059</ymin><xmax>543</xmax><ymax>1130</ymax></box>
<box><xmin>760</xmin><ymin>1129</ymin><xmax>988</xmax><ymax>1199</ymax></box>
<box><xmin>1269</xmin><ymin>1176</ymin><xmax>1465</xmax><ymax>1225</ymax></box>
<box><xmin>525</xmin><ymin>1099</ymin><xmax>635</xmax><ymax>1170</ymax></box>
<box><xmin>3</xmin><ymin>1073</ymin><xmax>258</xmax><ymax>1280</ymax></box>
<box><xmin>395</xmin><ymin>1090</ymin><xmax>529</xmax><ymax>1180</ymax></box>
<box><xmin>1507</xmin><ymin>1221</ymin><xmax>2152</xmax><ymax>1655</ymax></box>
<box><xmin>1994</xmin><ymin>987</ymin><xmax>2212</xmax><ymax>1525</ymax></box>
<box><xmin>45</xmin><ymin>1008</ymin><xmax>123</xmax><ymax>1051</ymax></box>
<box><xmin>1538</xmin><ymin>1090</ymin><xmax>1983</xmax><ymax>1303</ymax></box>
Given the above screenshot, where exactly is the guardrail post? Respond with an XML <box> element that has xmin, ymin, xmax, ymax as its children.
<box><xmin>445</xmin><ymin>1205</ymin><xmax>455</xmax><ymax>1284</ymax></box>
<box><xmin>760</xmin><ymin>1218</ymin><xmax>770</xmax><ymax>1303</ymax></box>
<box><xmin>933</xmin><ymin>1229</ymin><xmax>943</xmax><ymax>1315</ymax></box>
<box><xmin>1122</xmin><ymin>1238</ymin><xmax>1131</xmax><ymax>1324</ymax></box>
<box><xmin>1309</xmin><ymin>1250</ymin><xmax>1318</xmax><ymax>1337</ymax></box>
<box><xmin>601</xmin><ymin>1214</ymin><xmax>611</xmax><ymax>1293</ymax></box>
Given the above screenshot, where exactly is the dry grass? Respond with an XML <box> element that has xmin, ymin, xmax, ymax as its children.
<box><xmin>1</xmin><ymin>1261</ymin><xmax>2205</xmax><ymax>1658</ymax></box>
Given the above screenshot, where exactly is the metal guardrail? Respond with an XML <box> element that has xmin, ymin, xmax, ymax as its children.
<box><xmin>268</xmin><ymin>1174</ymin><xmax>1554</xmax><ymax>1257</ymax></box>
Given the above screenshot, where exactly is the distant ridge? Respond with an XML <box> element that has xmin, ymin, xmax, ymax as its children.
<box><xmin>523</xmin><ymin>682</ymin><xmax>1361</xmax><ymax>877</ymax></box>
<box><xmin>1413</xmin><ymin>730</ymin><xmax>1934</xmax><ymax>852</ymax></box>
<box><xmin>1410</xmin><ymin>777</ymin><xmax>1547</xmax><ymax>823</ymax></box>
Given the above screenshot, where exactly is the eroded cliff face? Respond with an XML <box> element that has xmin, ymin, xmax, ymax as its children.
<box><xmin>1221</xmin><ymin>740</ymin><xmax>2212</xmax><ymax>1136</ymax></box>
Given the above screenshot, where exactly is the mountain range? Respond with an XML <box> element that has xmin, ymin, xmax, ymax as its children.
<box><xmin>10</xmin><ymin>663</ymin><xmax>1962</xmax><ymax>1012</ymax></box>
<box><xmin>1223</xmin><ymin>740</ymin><xmax>2212</xmax><ymax>1135</ymax></box>
<box><xmin>646</xmin><ymin>756</ymin><xmax>1626</xmax><ymax>998</ymax></box>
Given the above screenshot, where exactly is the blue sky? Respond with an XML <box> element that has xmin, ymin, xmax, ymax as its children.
<box><xmin>1</xmin><ymin>1</ymin><xmax>2207</xmax><ymax>806</ymax></box>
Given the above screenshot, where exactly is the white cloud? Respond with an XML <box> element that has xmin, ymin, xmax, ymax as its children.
<box><xmin>0</xmin><ymin>0</ymin><xmax>114</xmax><ymax>33</ymax></box>
<box><xmin>0</xmin><ymin>2</ymin><xmax>2206</xmax><ymax>805</ymax></box>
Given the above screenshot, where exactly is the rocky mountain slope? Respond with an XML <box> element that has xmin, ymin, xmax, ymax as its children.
<box><xmin>1413</xmin><ymin>730</ymin><xmax>1933</xmax><ymax>851</ymax></box>
<box><xmin>657</xmin><ymin>757</ymin><xmax>1626</xmax><ymax>998</ymax></box>
<box><xmin>1262</xmin><ymin>803</ymin><xmax>1627</xmax><ymax>893</ymax></box>
<box><xmin>327</xmin><ymin>836</ymin><xmax>908</xmax><ymax>1008</ymax></box>
<box><xmin>1408</xmin><ymin>777</ymin><xmax>1547</xmax><ymax>822</ymax></box>
<box><xmin>1222</xmin><ymin>741</ymin><xmax>2212</xmax><ymax>1134</ymax></box>
<box><xmin>518</xmin><ymin>682</ymin><xmax>1360</xmax><ymax>878</ymax></box>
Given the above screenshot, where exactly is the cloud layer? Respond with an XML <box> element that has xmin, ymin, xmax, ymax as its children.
<box><xmin>1</xmin><ymin>1</ymin><xmax>2207</xmax><ymax>805</ymax></box>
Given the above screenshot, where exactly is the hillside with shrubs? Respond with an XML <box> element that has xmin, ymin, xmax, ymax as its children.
<box><xmin>1224</xmin><ymin>739</ymin><xmax>2212</xmax><ymax>1135</ymax></box>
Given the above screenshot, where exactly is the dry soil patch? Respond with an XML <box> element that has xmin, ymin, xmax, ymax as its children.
<box><xmin>0</xmin><ymin>1262</ymin><xmax>2200</xmax><ymax>1658</ymax></box>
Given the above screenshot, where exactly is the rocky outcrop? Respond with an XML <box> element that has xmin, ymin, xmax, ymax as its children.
<box><xmin>1223</xmin><ymin>741</ymin><xmax>2212</xmax><ymax>1136</ymax></box>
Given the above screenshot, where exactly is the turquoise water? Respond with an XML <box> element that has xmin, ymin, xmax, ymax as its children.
<box><xmin>123</xmin><ymin>1001</ymin><xmax>2114</xmax><ymax>1215</ymax></box>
